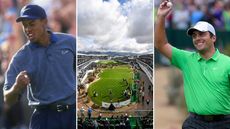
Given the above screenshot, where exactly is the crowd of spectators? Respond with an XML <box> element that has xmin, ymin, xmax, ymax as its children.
<box><xmin>78</xmin><ymin>113</ymin><xmax>132</xmax><ymax>129</ymax></box>
<box><xmin>154</xmin><ymin>0</ymin><xmax>230</xmax><ymax>31</ymax></box>
<box><xmin>0</xmin><ymin>0</ymin><xmax>76</xmax><ymax>128</ymax></box>
<box><xmin>77</xmin><ymin>111</ymin><xmax>153</xmax><ymax>129</ymax></box>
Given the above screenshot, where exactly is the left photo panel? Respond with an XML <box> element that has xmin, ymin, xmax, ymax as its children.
<box><xmin>0</xmin><ymin>0</ymin><xmax>76</xmax><ymax>129</ymax></box>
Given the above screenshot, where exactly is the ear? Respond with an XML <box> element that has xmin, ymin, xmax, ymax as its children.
<box><xmin>212</xmin><ymin>35</ymin><xmax>216</xmax><ymax>43</ymax></box>
<box><xmin>41</xmin><ymin>19</ymin><xmax>48</xmax><ymax>25</ymax></box>
<box><xmin>41</xmin><ymin>19</ymin><xmax>48</xmax><ymax>29</ymax></box>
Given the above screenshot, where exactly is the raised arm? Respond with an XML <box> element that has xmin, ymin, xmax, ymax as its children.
<box><xmin>154</xmin><ymin>1</ymin><xmax>173</xmax><ymax>60</ymax></box>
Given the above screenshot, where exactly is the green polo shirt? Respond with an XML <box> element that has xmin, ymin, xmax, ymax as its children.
<box><xmin>171</xmin><ymin>47</ymin><xmax>230</xmax><ymax>115</ymax></box>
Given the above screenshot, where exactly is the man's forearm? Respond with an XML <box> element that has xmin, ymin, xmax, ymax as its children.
<box><xmin>4</xmin><ymin>84</ymin><xmax>22</xmax><ymax>106</ymax></box>
<box><xmin>155</xmin><ymin>15</ymin><xmax>168</xmax><ymax>50</ymax></box>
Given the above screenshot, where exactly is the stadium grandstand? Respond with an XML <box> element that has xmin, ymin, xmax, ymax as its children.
<box><xmin>77</xmin><ymin>52</ymin><xmax>153</xmax><ymax>128</ymax></box>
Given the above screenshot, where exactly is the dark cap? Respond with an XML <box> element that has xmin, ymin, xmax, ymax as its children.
<box><xmin>16</xmin><ymin>4</ymin><xmax>47</xmax><ymax>22</ymax></box>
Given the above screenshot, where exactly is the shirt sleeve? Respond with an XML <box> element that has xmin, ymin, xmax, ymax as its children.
<box><xmin>3</xmin><ymin>58</ymin><xmax>19</xmax><ymax>91</ymax></box>
<box><xmin>171</xmin><ymin>47</ymin><xmax>191</xmax><ymax>70</ymax></box>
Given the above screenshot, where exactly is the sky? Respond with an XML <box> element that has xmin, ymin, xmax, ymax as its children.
<box><xmin>78</xmin><ymin>0</ymin><xmax>153</xmax><ymax>54</ymax></box>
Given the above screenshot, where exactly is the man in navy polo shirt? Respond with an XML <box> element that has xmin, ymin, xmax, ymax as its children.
<box><xmin>3</xmin><ymin>4</ymin><xmax>76</xmax><ymax>129</ymax></box>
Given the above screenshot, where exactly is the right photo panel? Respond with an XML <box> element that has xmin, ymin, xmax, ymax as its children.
<box><xmin>78</xmin><ymin>0</ymin><xmax>153</xmax><ymax>128</ymax></box>
<box><xmin>155</xmin><ymin>0</ymin><xmax>230</xmax><ymax>129</ymax></box>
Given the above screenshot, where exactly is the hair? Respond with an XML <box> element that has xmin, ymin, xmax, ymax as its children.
<box><xmin>208</xmin><ymin>32</ymin><xmax>214</xmax><ymax>37</ymax></box>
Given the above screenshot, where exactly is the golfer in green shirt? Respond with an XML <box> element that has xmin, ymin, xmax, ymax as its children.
<box><xmin>155</xmin><ymin>1</ymin><xmax>230</xmax><ymax>129</ymax></box>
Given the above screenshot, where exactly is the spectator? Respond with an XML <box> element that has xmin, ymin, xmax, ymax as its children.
<box><xmin>93</xmin><ymin>120</ymin><xmax>98</xmax><ymax>129</ymax></box>
<box><xmin>172</xmin><ymin>2</ymin><xmax>190</xmax><ymax>29</ymax></box>
<box><xmin>146</xmin><ymin>98</ymin><xmax>150</xmax><ymax>105</ymax></box>
<box><xmin>210</xmin><ymin>0</ymin><xmax>224</xmax><ymax>29</ymax></box>
<box><xmin>97</xmin><ymin>113</ymin><xmax>102</xmax><ymax>120</ymax></box>
<box><xmin>141</xmin><ymin>91</ymin><xmax>145</xmax><ymax>103</ymax></box>
<box><xmin>223</xmin><ymin>1</ymin><xmax>230</xmax><ymax>31</ymax></box>
<box><xmin>88</xmin><ymin>107</ymin><xmax>92</xmax><ymax>119</ymax></box>
<box><xmin>80</xmin><ymin>106</ymin><xmax>85</xmax><ymax>118</ymax></box>
<box><xmin>190</xmin><ymin>5</ymin><xmax>205</xmax><ymax>26</ymax></box>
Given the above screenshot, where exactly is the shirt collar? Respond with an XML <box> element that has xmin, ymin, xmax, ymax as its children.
<box><xmin>49</xmin><ymin>30</ymin><xmax>58</xmax><ymax>43</ymax></box>
<box><xmin>196</xmin><ymin>49</ymin><xmax>220</xmax><ymax>61</ymax></box>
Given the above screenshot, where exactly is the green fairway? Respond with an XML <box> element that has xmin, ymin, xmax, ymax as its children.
<box><xmin>97</xmin><ymin>60</ymin><xmax>118</xmax><ymax>65</ymax></box>
<box><xmin>88</xmin><ymin>65</ymin><xmax>134</xmax><ymax>106</ymax></box>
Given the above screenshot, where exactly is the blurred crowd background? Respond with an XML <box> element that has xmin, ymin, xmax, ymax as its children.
<box><xmin>0</xmin><ymin>0</ymin><xmax>76</xmax><ymax>128</ymax></box>
<box><xmin>154</xmin><ymin>0</ymin><xmax>230</xmax><ymax>31</ymax></box>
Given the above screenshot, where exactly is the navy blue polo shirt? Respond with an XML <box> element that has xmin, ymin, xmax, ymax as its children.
<box><xmin>4</xmin><ymin>31</ymin><xmax>76</xmax><ymax>106</ymax></box>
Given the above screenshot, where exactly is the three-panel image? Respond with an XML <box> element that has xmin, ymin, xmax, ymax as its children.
<box><xmin>1</xmin><ymin>0</ymin><xmax>229</xmax><ymax>129</ymax></box>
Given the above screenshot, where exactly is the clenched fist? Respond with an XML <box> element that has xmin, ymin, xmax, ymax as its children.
<box><xmin>14</xmin><ymin>70</ymin><xmax>30</xmax><ymax>93</ymax></box>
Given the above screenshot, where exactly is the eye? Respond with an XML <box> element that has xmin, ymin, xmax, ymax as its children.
<box><xmin>200</xmin><ymin>32</ymin><xmax>205</xmax><ymax>36</ymax></box>
<box><xmin>192</xmin><ymin>34</ymin><xmax>196</xmax><ymax>39</ymax></box>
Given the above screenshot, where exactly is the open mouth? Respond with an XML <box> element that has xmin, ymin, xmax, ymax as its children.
<box><xmin>195</xmin><ymin>42</ymin><xmax>205</xmax><ymax>49</ymax></box>
<box><xmin>196</xmin><ymin>42</ymin><xmax>203</xmax><ymax>46</ymax></box>
<box><xmin>27</xmin><ymin>33</ymin><xmax>34</xmax><ymax>39</ymax></box>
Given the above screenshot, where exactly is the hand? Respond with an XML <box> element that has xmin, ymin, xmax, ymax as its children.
<box><xmin>157</xmin><ymin>0</ymin><xmax>173</xmax><ymax>18</ymax></box>
<box><xmin>14</xmin><ymin>71</ymin><xmax>30</xmax><ymax>93</ymax></box>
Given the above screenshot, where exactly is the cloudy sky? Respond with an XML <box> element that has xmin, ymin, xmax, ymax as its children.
<box><xmin>78</xmin><ymin>0</ymin><xmax>153</xmax><ymax>54</ymax></box>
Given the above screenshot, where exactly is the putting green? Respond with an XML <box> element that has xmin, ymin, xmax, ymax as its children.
<box><xmin>88</xmin><ymin>65</ymin><xmax>134</xmax><ymax>106</ymax></box>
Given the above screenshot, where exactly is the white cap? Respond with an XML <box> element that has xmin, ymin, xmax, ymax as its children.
<box><xmin>187</xmin><ymin>21</ymin><xmax>216</xmax><ymax>36</ymax></box>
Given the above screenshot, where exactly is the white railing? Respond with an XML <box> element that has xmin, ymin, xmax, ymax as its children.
<box><xmin>136</xmin><ymin>59</ymin><xmax>153</xmax><ymax>84</ymax></box>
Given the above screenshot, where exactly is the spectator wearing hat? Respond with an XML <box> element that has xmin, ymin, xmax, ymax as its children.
<box><xmin>3</xmin><ymin>4</ymin><xmax>76</xmax><ymax>129</ymax></box>
<box><xmin>156</xmin><ymin>1</ymin><xmax>230</xmax><ymax>128</ymax></box>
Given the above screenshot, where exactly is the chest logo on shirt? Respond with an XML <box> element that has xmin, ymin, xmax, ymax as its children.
<box><xmin>61</xmin><ymin>50</ymin><xmax>69</xmax><ymax>55</ymax></box>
